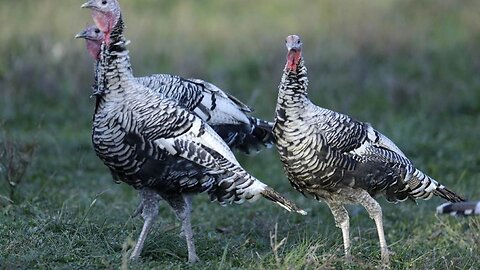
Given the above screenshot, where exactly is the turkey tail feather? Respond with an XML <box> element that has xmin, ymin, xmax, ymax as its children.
<box><xmin>249</xmin><ymin>118</ymin><xmax>275</xmax><ymax>146</ymax></box>
<box><xmin>434</xmin><ymin>186</ymin><xmax>465</xmax><ymax>203</ymax></box>
<box><xmin>261</xmin><ymin>187</ymin><xmax>307</xmax><ymax>215</ymax></box>
<box><xmin>213</xmin><ymin>117</ymin><xmax>275</xmax><ymax>154</ymax></box>
<box><xmin>235</xmin><ymin>117</ymin><xmax>275</xmax><ymax>154</ymax></box>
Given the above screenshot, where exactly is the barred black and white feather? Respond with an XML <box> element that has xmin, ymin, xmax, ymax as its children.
<box><xmin>437</xmin><ymin>201</ymin><xmax>480</xmax><ymax>216</ymax></box>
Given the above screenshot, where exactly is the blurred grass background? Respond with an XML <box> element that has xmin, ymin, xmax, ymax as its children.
<box><xmin>1</xmin><ymin>0</ymin><xmax>479</xmax><ymax>269</ymax></box>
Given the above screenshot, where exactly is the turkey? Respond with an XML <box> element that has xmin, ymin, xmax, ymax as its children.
<box><xmin>273</xmin><ymin>35</ymin><xmax>465</xmax><ymax>266</ymax></box>
<box><xmin>75</xmin><ymin>25</ymin><xmax>273</xmax><ymax>155</ymax></box>
<box><xmin>437</xmin><ymin>201</ymin><xmax>479</xmax><ymax>216</ymax></box>
<box><xmin>79</xmin><ymin>1</ymin><xmax>306</xmax><ymax>263</ymax></box>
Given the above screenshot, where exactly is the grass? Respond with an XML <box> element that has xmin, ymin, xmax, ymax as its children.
<box><xmin>1</xmin><ymin>0</ymin><xmax>480</xmax><ymax>269</ymax></box>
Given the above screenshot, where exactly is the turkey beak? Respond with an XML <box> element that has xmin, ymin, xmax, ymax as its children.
<box><xmin>287</xmin><ymin>48</ymin><xmax>299</xmax><ymax>54</ymax></box>
<box><xmin>75</xmin><ymin>30</ymin><xmax>88</xmax><ymax>39</ymax></box>
<box><xmin>81</xmin><ymin>0</ymin><xmax>97</xmax><ymax>9</ymax></box>
<box><xmin>286</xmin><ymin>43</ymin><xmax>302</xmax><ymax>52</ymax></box>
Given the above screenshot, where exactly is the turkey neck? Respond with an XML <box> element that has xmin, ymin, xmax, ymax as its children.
<box><xmin>275</xmin><ymin>58</ymin><xmax>309</xmax><ymax>117</ymax></box>
<box><xmin>95</xmin><ymin>15</ymin><xmax>134</xmax><ymax>98</ymax></box>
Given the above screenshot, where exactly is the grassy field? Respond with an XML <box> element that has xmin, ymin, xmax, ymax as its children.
<box><xmin>1</xmin><ymin>0</ymin><xmax>480</xmax><ymax>269</ymax></box>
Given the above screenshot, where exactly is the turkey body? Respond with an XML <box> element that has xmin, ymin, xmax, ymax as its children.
<box><xmin>93</xmin><ymin>89</ymin><xmax>217</xmax><ymax>197</ymax></box>
<box><xmin>93</xmin><ymin>80</ymin><xmax>259</xmax><ymax>204</ymax></box>
<box><xmin>274</xmin><ymin>64</ymin><xmax>417</xmax><ymax>204</ymax></box>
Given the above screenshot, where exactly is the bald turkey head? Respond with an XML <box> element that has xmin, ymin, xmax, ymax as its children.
<box><xmin>75</xmin><ymin>25</ymin><xmax>105</xmax><ymax>60</ymax></box>
<box><xmin>81</xmin><ymin>0</ymin><xmax>121</xmax><ymax>45</ymax></box>
<box><xmin>285</xmin><ymin>35</ymin><xmax>303</xmax><ymax>72</ymax></box>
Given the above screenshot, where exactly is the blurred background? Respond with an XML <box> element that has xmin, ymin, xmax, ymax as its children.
<box><xmin>1</xmin><ymin>0</ymin><xmax>479</xmax><ymax>268</ymax></box>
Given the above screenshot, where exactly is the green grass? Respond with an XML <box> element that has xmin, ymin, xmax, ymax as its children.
<box><xmin>1</xmin><ymin>0</ymin><xmax>480</xmax><ymax>269</ymax></box>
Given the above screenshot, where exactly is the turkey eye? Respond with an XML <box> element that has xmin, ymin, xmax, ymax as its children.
<box><xmin>102</xmin><ymin>0</ymin><xmax>107</xmax><ymax>4</ymax></box>
<box><xmin>95</xmin><ymin>29</ymin><xmax>100</xmax><ymax>33</ymax></box>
